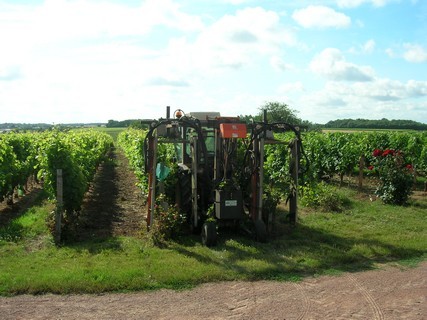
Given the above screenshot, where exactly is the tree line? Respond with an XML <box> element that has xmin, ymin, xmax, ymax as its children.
<box><xmin>324</xmin><ymin>118</ymin><xmax>427</xmax><ymax>130</ymax></box>
<box><xmin>3</xmin><ymin>102</ymin><xmax>426</xmax><ymax>131</ymax></box>
<box><xmin>107</xmin><ymin>102</ymin><xmax>427</xmax><ymax>131</ymax></box>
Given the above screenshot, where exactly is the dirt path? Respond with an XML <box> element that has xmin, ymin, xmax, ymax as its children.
<box><xmin>1</xmin><ymin>261</ymin><xmax>425</xmax><ymax>319</ymax></box>
<box><xmin>75</xmin><ymin>147</ymin><xmax>146</xmax><ymax>240</ymax></box>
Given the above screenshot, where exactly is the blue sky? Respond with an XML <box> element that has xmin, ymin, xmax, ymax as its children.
<box><xmin>0</xmin><ymin>0</ymin><xmax>426</xmax><ymax>124</ymax></box>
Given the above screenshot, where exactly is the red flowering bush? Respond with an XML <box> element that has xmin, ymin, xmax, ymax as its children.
<box><xmin>369</xmin><ymin>149</ymin><xmax>414</xmax><ymax>205</ymax></box>
<box><xmin>372</xmin><ymin>149</ymin><xmax>382</xmax><ymax>157</ymax></box>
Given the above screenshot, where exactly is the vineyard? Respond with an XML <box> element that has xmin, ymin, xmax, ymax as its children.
<box><xmin>0</xmin><ymin>126</ymin><xmax>426</xmax><ymax>297</ymax></box>
<box><xmin>0</xmin><ymin>129</ymin><xmax>113</xmax><ymax>237</ymax></box>
<box><xmin>1</xmin><ymin>127</ymin><xmax>426</xmax><ymax>242</ymax></box>
<box><xmin>117</xmin><ymin>128</ymin><xmax>427</xmax><ymax>203</ymax></box>
<box><xmin>299</xmin><ymin>130</ymin><xmax>427</xmax><ymax>181</ymax></box>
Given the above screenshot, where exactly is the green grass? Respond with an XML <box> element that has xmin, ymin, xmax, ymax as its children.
<box><xmin>0</xmin><ymin>189</ymin><xmax>426</xmax><ymax>295</ymax></box>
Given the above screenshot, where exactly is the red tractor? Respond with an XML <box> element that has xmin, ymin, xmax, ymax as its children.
<box><xmin>142</xmin><ymin>107</ymin><xmax>303</xmax><ymax>246</ymax></box>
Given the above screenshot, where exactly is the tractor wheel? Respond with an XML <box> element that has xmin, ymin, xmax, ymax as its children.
<box><xmin>254</xmin><ymin>219</ymin><xmax>267</xmax><ymax>243</ymax></box>
<box><xmin>201</xmin><ymin>221</ymin><xmax>217</xmax><ymax>247</ymax></box>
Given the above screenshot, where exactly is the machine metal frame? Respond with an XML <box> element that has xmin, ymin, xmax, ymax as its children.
<box><xmin>142</xmin><ymin>107</ymin><xmax>303</xmax><ymax>245</ymax></box>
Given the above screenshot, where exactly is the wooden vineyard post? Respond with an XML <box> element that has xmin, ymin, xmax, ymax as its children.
<box><xmin>358</xmin><ymin>155</ymin><xmax>365</xmax><ymax>191</ymax></box>
<box><xmin>289</xmin><ymin>138</ymin><xmax>299</xmax><ymax>226</ymax></box>
<box><xmin>55</xmin><ymin>169</ymin><xmax>63</xmax><ymax>244</ymax></box>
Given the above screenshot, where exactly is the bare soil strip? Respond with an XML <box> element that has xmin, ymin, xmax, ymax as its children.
<box><xmin>75</xmin><ymin>147</ymin><xmax>146</xmax><ymax>240</ymax></box>
<box><xmin>1</xmin><ymin>262</ymin><xmax>425</xmax><ymax>319</ymax></box>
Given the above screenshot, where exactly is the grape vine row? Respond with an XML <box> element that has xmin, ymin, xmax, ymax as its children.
<box><xmin>117</xmin><ymin>128</ymin><xmax>427</xmax><ymax>203</ymax></box>
<box><xmin>0</xmin><ymin>130</ymin><xmax>113</xmax><ymax>213</ymax></box>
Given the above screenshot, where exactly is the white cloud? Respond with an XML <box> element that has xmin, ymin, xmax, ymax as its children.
<box><xmin>145</xmin><ymin>77</ymin><xmax>190</xmax><ymax>87</ymax></box>
<box><xmin>355</xmin><ymin>19</ymin><xmax>365</xmax><ymax>28</ymax></box>
<box><xmin>222</xmin><ymin>0</ymin><xmax>253</xmax><ymax>4</ymax></box>
<box><xmin>326</xmin><ymin>78</ymin><xmax>427</xmax><ymax>101</ymax></box>
<box><xmin>0</xmin><ymin>0</ymin><xmax>205</xmax><ymax>83</ymax></box>
<box><xmin>0</xmin><ymin>3</ymin><xmax>300</xmax><ymax>123</ymax></box>
<box><xmin>337</xmin><ymin>0</ymin><xmax>366</xmax><ymax>7</ymax></box>
<box><xmin>351</xmin><ymin>80</ymin><xmax>412</xmax><ymax>101</ymax></box>
<box><xmin>385</xmin><ymin>48</ymin><xmax>396</xmax><ymax>58</ymax></box>
<box><xmin>298</xmin><ymin>78</ymin><xmax>427</xmax><ymax>123</ymax></box>
<box><xmin>186</xmin><ymin>7</ymin><xmax>296</xmax><ymax>71</ymax></box>
<box><xmin>403</xmin><ymin>43</ymin><xmax>427</xmax><ymax>63</ymax></box>
<box><xmin>278</xmin><ymin>81</ymin><xmax>304</xmax><ymax>94</ymax></box>
<box><xmin>292</xmin><ymin>6</ymin><xmax>351</xmax><ymax>29</ymax></box>
<box><xmin>0</xmin><ymin>65</ymin><xmax>22</xmax><ymax>81</ymax></box>
<box><xmin>363</xmin><ymin>39</ymin><xmax>376</xmax><ymax>54</ymax></box>
<box><xmin>337</xmin><ymin>0</ymin><xmax>392</xmax><ymax>8</ymax></box>
<box><xmin>0</xmin><ymin>0</ymin><xmax>204</xmax><ymax>47</ymax></box>
<box><xmin>310</xmin><ymin>48</ymin><xmax>375</xmax><ymax>81</ymax></box>
<box><xmin>406</xmin><ymin>79</ymin><xmax>427</xmax><ymax>96</ymax></box>
<box><xmin>349</xmin><ymin>39</ymin><xmax>375</xmax><ymax>54</ymax></box>
<box><xmin>270</xmin><ymin>56</ymin><xmax>295</xmax><ymax>71</ymax></box>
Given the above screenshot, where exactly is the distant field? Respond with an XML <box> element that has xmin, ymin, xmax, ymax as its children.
<box><xmin>93</xmin><ymin>127</ymin><xmax>125</xmax><ymax>143</ymax></box>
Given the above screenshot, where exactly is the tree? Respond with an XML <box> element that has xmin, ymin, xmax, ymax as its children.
<box><xmin>258</xmin><ymin>102</ymin><xmax>301</xmax><ymax>124</ymax></box>
<box><xmin>239</xmin><ymin>101</ymin><xmax>318</xmax><ymax>130</ymax></box>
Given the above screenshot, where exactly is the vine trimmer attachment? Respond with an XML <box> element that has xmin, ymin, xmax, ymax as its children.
<box><xmin>141</xmin><ymin>106</ymin><xmax>304</xmax><ymax>246</ymax></box>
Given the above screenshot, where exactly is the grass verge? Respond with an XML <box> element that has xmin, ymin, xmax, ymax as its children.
<box><xmin>0</xmin><ymin>188</ymin><xmax>426</xmax><ymax>295</ymax></box>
